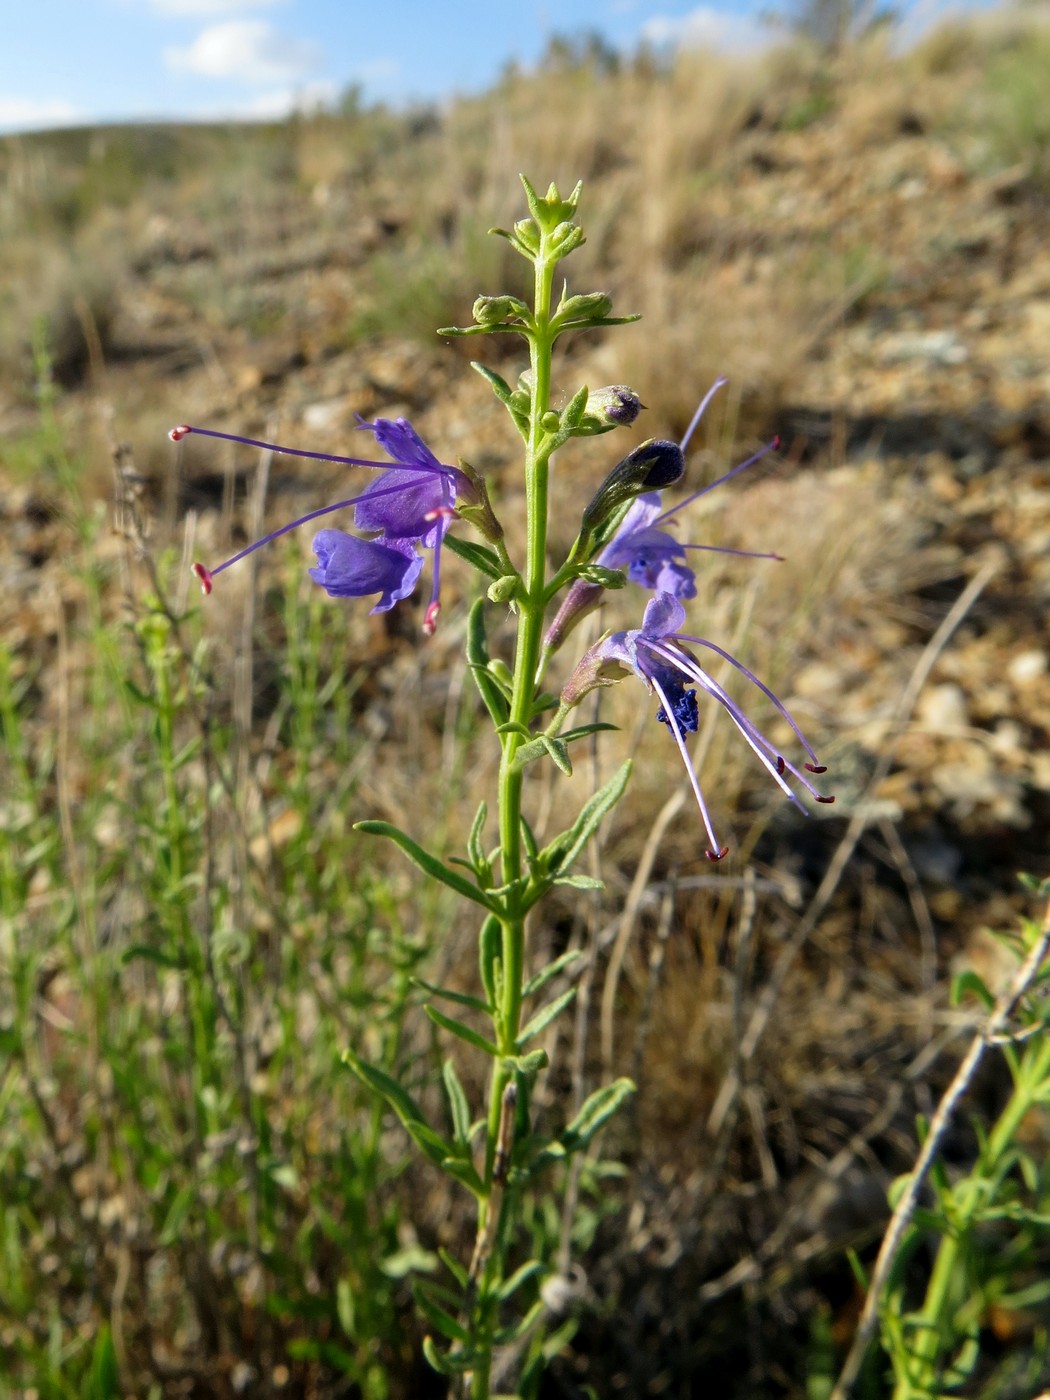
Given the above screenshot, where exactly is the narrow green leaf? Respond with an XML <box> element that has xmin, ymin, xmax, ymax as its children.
<box><xmin>518</xmin><ymin>986</ymin><xmax>577</xmax><ymax>1047</ymax></box>
<box><xmin>413</xmin><ymin>1285</ymin><xmax>471</xmax><ymax>1344</ymax></box>
<box><xmin>405</xmin><ymin>1119</ymin><xmax>459</xmax><ymax>1168</ymax></box>
<box><xmin>470</xmin><ymin>361</ymin><xmax>513</xmax><ymax>402</ymax></box>
<box><xmin>422</xmin><ymin>1335</ymin><xmax>475</xmax><ymax>1375</ymax></box>
<box><xmin>554</xmin><ymin>874</ymin><xmax>605</xmax><ymax>890</ymax></box>
<box><xmin>502</xmin><ymin>1048</ymin><xmax>548</xmax><ymax>1077</ymax></box>
<box><xmin>479</xmin><ymin>914</ymin><xmax>503</xmax><ymax>1011</ymax></box>
<box><xmin>951</xmin><ymin>969</ymin><xmax>994</xmax><ymax>1010</ymax></box>
<box><xmin>524</xmin><ymin>949</ymin><xmax>584</xmax><ymax>1000</ymax></box>
<box><xmin>354</xmin><ymin>820</ymin><xmax>497</xmax><ymax>912</ymax></box>
<box><xmin>560</xmin><ymin>722</ymin><xmax>619</xmax><ymax>742</ymax></box>
<box><xmin>413</xmin><ymin>977</ymin><xmax>490</xmax><ymax>1015</ymax></box>
<box><xmin>465</xmin><ymin>598</ymin><xmax>509</xmax><ymax>725</ymax></box>
<box><xmin>425</xmin><ymin>1004</ymin><xmax>500</xmax><ymax>1057</ymax></box>
<box><xmin>441</xmin><ymin>1156</ymin><xmax>485</xmax><ymax>1197</ymax></box>
<box><xmin>342</xmin><ymin>1052</ymin><xmax>421</xmax><ymax>1119</ymax></box>
<box><xmin>442</xmin><ymin>1059</ymin><xmax>471</xmax><ymax>1147</ymax></box>
<box><xmin>540</xmin><ymin>761</ymin><xmax>631</xmax><ymax>875</ymax></box>
<box><xmin>562</xmin><ymin>1077</ymin><xmax>635</xmax><ymax>1150</ymax></box>
<box><xmin>494</xmin><ymin>1298</ymin><xmax>544</xmax><ymax>1345</ymax></box>
<box><xmin>561</xmin><ymin>382</ymin><xmax>590</xmax><ymax>429</ymax></box>
<box><xmin>508</xmin><ymin>733</ymin><xmax>572</xmax><ymax>776</ymax></box>
<box><xmin>444</xmin><ymin>534</ymin><xmax>503</xmax><ymax>579</ymax></box>
<box><xmin>468</xmin><ymin>801</ymin><xmax>488</xmax><ymax>875</ymax></box>
<box><xmin>439</xmin><ymin>1247</ymin><xmax>469</xmax><ymax>1290</ymax></box>
<box><xmin>121</xmin><ymin>944</ymin><xmax>187</xmax><ymax>970</ymax></box>
<box><xmin>497</xmin><ymin>1260</ymin><xmax>543</xmax><ymax>1303</ymax></box>
<box><xmin>158</xmin><ymin>1184</ymin><xmax>195</xmax><ymax>1247</ymax></box>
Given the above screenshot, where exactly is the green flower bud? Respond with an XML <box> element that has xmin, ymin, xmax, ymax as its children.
<box><xmin>584</xmin><ymin>385</ymin><xmax>643</xmax><ymax>428</ymax></box>
<box><xmin>487</xmin><ymin>575</ymin><xmax>520</xmax><ymax>604</ymax></box>
<box><xmin>558</xmin><ymin>291</ymin><xmax>613</xmax><ymax>322</ymax></box>
<box><xmin>472</xmin><ymin>295</ymin><xmax>530</xmax><ymax>328</ymax></box>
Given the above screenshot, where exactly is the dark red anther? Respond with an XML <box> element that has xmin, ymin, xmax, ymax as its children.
<box><xmin>705</xmin><ymin>845</ymin><xmax>730</xmax><ymax>862</ymax></box>
<box><xmin>169</xmin><ymin>425</ymin><xmax>192</xmax><ymax>442</ymax></box>
<box><xmin>423</xmin><ymin>600</ymin><xmax>440</xmax><ymax>636</ymax></box>
<box><xmin>771</xmin><ymin>434</ymin><xmax>782</xmax><ymax>451</ymax></box>
<box><xmin>805</xmin><ymin>763</ymin><xmax>827</xmax><ymax>774</ymax></box>
<box><xmin>775</xmin><ymin>755</ymin><xmax>786</xmax><ymax>775</ymax></box>
<box><xmin>191</xmin><ymin>562</ymin><xmax>213</xmax><ymax>595</ymax></box>
<box><xmin>816</xmin><ymin>794</ymin><xmax>836</xmax><ymax>804</ymax></box>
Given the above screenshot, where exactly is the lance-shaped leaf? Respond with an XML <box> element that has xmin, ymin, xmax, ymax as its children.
<box><xmin>442</xmin><ymin>1058</ymin><xmax>471</xmax><ymax>1148</ymax></box>
<box><xmin>413</xmin><ymin>977</ymin><xmax>491</xmax><ymax>1015</ymax></box>
<box><xmin>341</xmin><ymin>1051</ymin><xmax>455</xmax><ymax>1168</ymax></box>
<box><xmin>524</xmin><ymin>948</ymin><xmax>584</xmax><ymax>1000</ymax></box>
<box><xmin>561</xmin><ymin>1077</ymin><xmax>635</xmax><ymax>1153</ymax></box>
<box><xmin>466</xmin><ymin>800</ymin><xmax>492</xmax><ymax>886</ymax></box>
<box><xmin>479</xmin><ymin>914</ymin><xmax>503</xmax><ymax>1011</ymax></box>
<box><xmin>354</xmin><ymin>820</ymin><xmax>498</xmax><ymax>913</ymax></box>
<box><xmin>413</xmin><ymin>1283</ymin><xmax>471</xmax><ymax>1345</ymax></box>
<box><xmin>536</xmin><ymin>760</ymin><xmax>631</xmax><ymax>879</ymax></box>
<box><xmin>497</xmin><ymin>1259</ymin><xmax>544</xmax><ymax>1303</ymax></box>
<box><xmin>509</xmin><ymin>733</ymin><xmax>572</xmax><ymax>776</ymax></box>
<box><xmin>518</xmin><ymin>986</ymin><xmax>577</xmax><ymax>1048</ymax></box>
<box><xmin>466</xmin><ymin>598</ymin><xmax>510</xmax><ymax>726</ymax></box>
<box><xmin>444</xmin><ymin>534</ymin><xmax>504</xmax><ymax>580</ymax></box>
<box><xmin>422</xmin><ymin>1335</ymin><xmax>476</xmax><ymax>1376</ymax></box>
<box><xmin>425</xmin><ymin>1003</ymin><xmax>500</xmax><ymax>1057</ymax></box>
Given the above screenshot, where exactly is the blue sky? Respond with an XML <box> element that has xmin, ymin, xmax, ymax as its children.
<box><xmin>0</xmin><ymin>0</ymin><xmax>997</xmax><ymax>135</ymax></box>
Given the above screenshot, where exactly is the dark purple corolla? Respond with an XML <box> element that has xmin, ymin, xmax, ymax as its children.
<box><xmin>172</xmin><ymin>415</ymin><xmax>464</xmax><ymax>633</ymax></box>
<box><xmin>562</xmin><ymin>592</ymin><xmax>832</xmax><ymax>860</ymax></box>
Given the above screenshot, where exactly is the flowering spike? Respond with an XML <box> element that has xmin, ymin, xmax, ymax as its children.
<box><xmin>192</xmin><ymin>561</ymin><xmax>213</xmax><ymax>594</ymax></box>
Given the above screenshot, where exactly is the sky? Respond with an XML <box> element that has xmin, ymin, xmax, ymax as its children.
<box><xmin>0</xmin><ymin>0</ymin><xmax>1001</xmax><ymax>136</ymax></box>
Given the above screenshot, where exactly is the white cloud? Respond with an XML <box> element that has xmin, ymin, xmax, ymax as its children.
<box><xmin>165</xmin><ymin>20</ymin><xmax>321</xmax><ymax>84</ymax></box>
<box><xmin>0</xmin><ymin>97</ymin><xmax>81</xmax><ymax>135</ymax></box>
<box><xmin>148</xmin><ymin>0</ymin><xmax>282</xmax><ymax>13</ymax></box>
<box><xmin>229</xmin><ymin>80</ymin><xmax>339</xmax><ymax>119</ymax></box>
<box><xmin>641</xmin><ymin>6</ymin><xmax>770</xmax><ymax>53</ymax></box>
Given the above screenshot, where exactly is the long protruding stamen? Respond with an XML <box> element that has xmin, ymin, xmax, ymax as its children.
<box><xmin>649</xmin><ymin>640</ymin><xmax>834</xmax><ymax>805</ymax></box>
<box><xmin>649</xmin><ymin>673</ymin><xmax>728</xmax><ymax>861</ymax></box>
<box><xmin>682</xmin><ymin>544</ymin><xmax>784</xmax><ymax>562</ymax></box>
<box><xmin>671</xmin><ymin>633</ymin><xmax>823</xmax><ymax>766</ymax></box>
<box><xmin>169</xmin><ymin>424</ymin><xmax>449</xmax><ymax>477</ymax></box>
<box><xmin>190</xmin><ymin>476</ymin><xmax>429</xmax><ymax>591</ymax></box>
<box><xmin>678</xmin><ymin>376</ymin><xmax>728</xmax><ymax>455</ymax></box>
<box><xmin>653</xmin><ymin>437</ymin><xmax>781</xmax><ymax>529</ymax></box>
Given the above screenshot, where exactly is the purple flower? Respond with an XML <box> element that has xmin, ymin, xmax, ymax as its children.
<box><xmin>544</xmin><ymin>377</ymin><xmax>781</xmax><ymax>651</ymax></box>
<box><xmin>562</xmin><ymin>592</ymin><xmax>832</xmax><ymax>861</ymax></box>
<box><xmin>172</xmin><ymin>416</ymin><xmax>463</xmax><ymax>633</ymax></box>
<box><xmin>309</xmin><ymin>531</ymin><xmax>424</xmax><ymax>611</ymax></box>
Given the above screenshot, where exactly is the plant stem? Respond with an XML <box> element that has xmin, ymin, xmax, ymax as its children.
<box><xmin>473</xmin><ymin>214</ymin><xmax>559</xmax><ymax>1400</ymax></box>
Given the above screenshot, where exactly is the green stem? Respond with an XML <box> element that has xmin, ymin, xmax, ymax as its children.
<box><xmin>473</xmin><ymin>218</ymin><xmax>560</xmax><ymax>1400</ymax></box>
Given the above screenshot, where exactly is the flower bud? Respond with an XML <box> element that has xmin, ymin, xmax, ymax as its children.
<box><xmin>585</xmin><ymin>385</ymin><xmax>643</xmax><ymax>428</ymax></box>
<box><xmin>472</xmin><ymin>295</ymin><xmax>529</xmax><ymax>327</ymax></box>
<box><xmin>580</xmin><ymin>439</ymin><xmax>685</xmax><ymax>534</ymax></box>
<box><xmin>558</xmin><ymin>291</ymin><xmax>613</xmax><ymax>322</ymax></box>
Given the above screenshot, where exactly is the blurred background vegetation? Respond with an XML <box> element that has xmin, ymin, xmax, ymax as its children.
<box><xmin>1</xmin><ymin>5</ymin><xmax>1049</xmax><ymax>1396</ymax></box>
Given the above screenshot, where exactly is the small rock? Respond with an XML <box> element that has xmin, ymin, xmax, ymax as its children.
<box><xmin>917</xmin><ymin>682</ymin><xmax>968</xmax><ymax>731</ymax></box>
<box><xmin>1008</xmin><ymin>650</ymin><xmax>1047</xmax><ymax>685</ymax></box>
